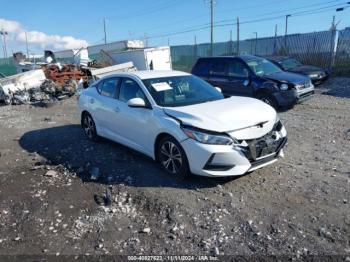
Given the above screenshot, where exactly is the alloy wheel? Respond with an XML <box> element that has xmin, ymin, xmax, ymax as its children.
<box><xmin>160</xmin><ymin>141</ymin><xmax>183</xmax><ymax>174</ymax></box>
<box><xmin>261</xmin><ymin>97</ymin><xmax>271</xmax><ymax>105</ymax></box>
<box><xmin>83</xmin><ymin>114</ymin><xmax>95</xmax><ymax>139</ymax></box>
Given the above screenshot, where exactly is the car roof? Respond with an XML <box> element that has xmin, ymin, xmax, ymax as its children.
<box><xmin>197</xmin><ymin>55</ymin><xmax>264</xmax><ymax>62</ymax></box>
<box><xmin>267</xmin><ymin>56</ymin><xmax>291</xmax><ymax>62</ymax></box>
<box><xmin>105</xmin><ymin>70</ymin><xmax>191</xmax><ymax>80</ymax></box>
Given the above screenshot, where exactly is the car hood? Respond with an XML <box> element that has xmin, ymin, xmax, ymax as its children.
<box><xmin>163</xmin><ymin>97</ymin><xmax>277</xmax><ymax>139</ymax></box>
<box><xmin>263</xmin><ymin>71</ymin><xmax>310</xmax><ymax>84</ymax></box>
<box><xmin>289</xmin><ymin>65</ymin><xmax>326</xmax><ymax>75</ymax></box>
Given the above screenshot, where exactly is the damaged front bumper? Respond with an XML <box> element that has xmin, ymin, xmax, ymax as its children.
<box><xmin>295</xmin><ymin>85</ymin><xmax>315</xmax><ymax>103</ymax></box>
<box><xmin>181</xmin><ymin>121</ymin><xmax>287</xmax><ymax>177</ymax></box>
<box><xmin>272</xmin><ymin>85</ymin><xmax>314</xmax><ymax>108</ymax></box>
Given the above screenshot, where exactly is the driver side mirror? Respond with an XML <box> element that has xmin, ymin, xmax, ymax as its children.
<box><xmin>243</xmin><ymin>69</ymin><xmax>251</xmax><ymax>87</ymax></box>
<box><xmin>127</xmin><ymin>98</ymin><xmax>146</xmax><ymax>108</ymax></box>
<box><xmin>243</xmin><ymin>68</ymin><xmax>250</xmax><ymax>78</ymax></box>
<box><xmin>243</xmin><ymin>79</ymin><xmax>250</xmax><ymax>86</ymax></box>
<box><xmin>215</xmin><ymin>87</ymin><xmax>222</xmax><ymax>93</ymax></box>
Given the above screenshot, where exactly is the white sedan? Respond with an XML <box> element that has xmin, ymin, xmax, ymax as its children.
<box><xmin>78</xmin><ymin>70</ymin><xmax>287</xmax><ymax>177</ymax></box>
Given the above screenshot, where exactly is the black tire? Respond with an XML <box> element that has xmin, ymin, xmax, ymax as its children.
<box><xmin>157</xmin><ymin>136</ymin><xmax>190</xmax><ymax>178</ymax></box>
<box><xmin>81</xmin><ymin>112</ymin><xmax>99</xmax><ymax>142</ymax></box>
<box><xmin>257</xmin><ymin>93</ymin><xmax>278</xmax><ymax>109</ymax></box>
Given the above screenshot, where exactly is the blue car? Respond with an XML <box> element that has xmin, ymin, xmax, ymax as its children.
<box><xmin>191</xmin><ymin>55</ymin><xmax>315</xmax><ymax>109</ymax></box>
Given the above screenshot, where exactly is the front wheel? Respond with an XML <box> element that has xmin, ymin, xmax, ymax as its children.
<box><xmin>157</xmin><ymin>136</ymin><xmax>190</xmax><ymax>178</ymax></box>
<box><xmin>257</xmin><ymin>94</ymin><xmax>277</xmax><ymax>109</ymax></box>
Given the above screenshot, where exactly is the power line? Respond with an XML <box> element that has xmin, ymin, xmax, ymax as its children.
<box><xmin>130</xmin><ymin>0</ymin><xmax>343</xmax><ymax>37</ymax></box>
<box><xmin>215</xmin><ymin>0</ymin><xmax>345</xmax><ymax>25</ymax></box>
<box><xmin>145</xmin><ymin>3</ymin><xmax>349</xmax><ymax>40</ymax></box>
<box><xmin>142</xmin><ymin>0</ymin><xmax>347</xmax><ymax>40</ymax></box>
<box><xmin>128</xmin><ymin>0</ymin><xmax>288</xmax><ymax>35</ymax></box>
<box><xmin>107</xmin><ymin>0</ymin><xmax>183</xmax><ymax>22</ymax></box>
<box><xmin>214</xmin><ymin>6</ymin><xmax>346</xmax><ymax>28</ymax></box>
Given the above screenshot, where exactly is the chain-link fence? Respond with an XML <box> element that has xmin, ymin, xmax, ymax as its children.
<box><xmin>334</xmin><ymin>28</ymin><xmax>350</xmax><ymax>76</ymax></box>
<box><xmin>1</xmin><ymin>28</ymin><xmax>349</xmax><ymax>77</ymax></box>
<box><xmin>0</xmin><ymin>58</ymin><xmax>16</xmax><ymax>76</ymax></box>
<box><xmin>171</xmin><ymin>28</ymin><xmax>350</xmax><ymax>75</ymax></box>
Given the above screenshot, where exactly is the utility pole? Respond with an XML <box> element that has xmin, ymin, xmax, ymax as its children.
<box><xmin>210</xmin><ymin>0</ymin><xmax>214</xmax><ymax>56</ymax></box>
<box><xmin>144</xmin><ymin>33</ymin><xmax>149</xmax><ymax>47</ymax></box>
<box><xmin>25</xmin><ymin>32</ymin><xmax>29</xmax><ymax>60</ymax></box>
<box><xmin>167</xmin><ymin>38</ymin><xmax>170</xmax><ymax>46</ymax></box>
<box><xmin>331</xmin><ymin>15</ymin><xmax>336</xmax><ymax>30</ymax></box>
<box><xmin>103</xmin><ymin>18</ymin><xmax>107</xmax><ymax>44</ymax></box>
<box><xmin>284</xmin><ymin>14</ymin><xmax>291</xmax><ymax>54</ymax></box>
<box><xmin>273</xmin><ymin>24</ymin><xmax>278</xmax><ymax>55</ymax></box>
<box><xmin>329</xmin><ymin>15</ymin><xmax>337</xmax><ymax>73</ymax></box>
<box><xmin>236</xmin><ymin>17</ymin><xmax>240</xmax><ymax>55</ymax></box>
<box><xmin>194</xmin><ymin>35</ymin><xmax>197</xmax><ymax>59</ymax></box>
<box><xmin>229</xmin><ymin>30</ymin><xmax>232</xmax><ymax>54</ymax></box>
<box><xmin>0</xmin><ymin>29</ymin><xmax>8</xmax><ymax>59</ymax></box>
<box><xmin>254</xmin><ymin>32</ymin><xmax>258</xmax><ymax>55</ymax></box>
<box><xmin>275</xmin><ymin>24</ymin><xmax>278</xmax><ymax>37</ymax></box>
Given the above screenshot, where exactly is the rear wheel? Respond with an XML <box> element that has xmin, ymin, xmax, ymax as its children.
<box><xmin>81</xmin><ymin>113</ymin><xmax>99</xmax><ymax>141</ymax></box>
<box><xmin>157</xmin><ymin>136</ymin><xmax>190</xmax><ymax>178</ymax></box>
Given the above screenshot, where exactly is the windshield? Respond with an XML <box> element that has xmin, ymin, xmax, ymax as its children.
<box><xmin>247</xmin><ymin>58</ymin><xmax>282</xmax><ymax>76</ymax></box>
<box><xmin>142</xmin><ymin>75</ymin><xmax>224</xmax><ymax>107</ymax></box>
<box><xmin>281</xmin><ymin>58</ymin><xmax>302</xmax><ymax>70</ymax></box>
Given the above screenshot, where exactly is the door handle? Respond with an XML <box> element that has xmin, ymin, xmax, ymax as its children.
<box><xmin>114</xmin><ymin>107</ymin><xmax>120</xmax><ymax>113</ymax></box>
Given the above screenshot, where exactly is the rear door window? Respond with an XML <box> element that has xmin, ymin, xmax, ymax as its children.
<box><xmin>209</xmin><ymin>59</ymin><xmax>227</xmax><ymax>76</ymax></box>
<box><xmin>227</xmin><ymin>60</ymin><xmax>249</xmax><ymax>77</ymax></box>
<box><xmin>99</xmin><ymin>77</ymin><xmax>120</xmax><ymax>98</ymax></box>
<box><xmin>192</xmin><ymin>59</ymin><xmax>210</xmax><ymax>76</ymax></box>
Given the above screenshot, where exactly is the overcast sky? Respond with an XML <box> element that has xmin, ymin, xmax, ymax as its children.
<box><xmin>0</xmin><ymin>0</ymin><xmax>349</xmax><ymax>55</ymax></box>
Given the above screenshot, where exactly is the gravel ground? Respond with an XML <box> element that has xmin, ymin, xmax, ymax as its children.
<box><xmin>0</xmin><ymin>77</ymin><xmax>349</xmax><ymax>261</ymax></box>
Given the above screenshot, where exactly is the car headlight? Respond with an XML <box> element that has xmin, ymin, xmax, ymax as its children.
<box><xmin>280</xmin><ymin>83</ymin><xmax>289</xmax><ymax>91</ymax></box>
<box><xmin>275</xmin><ymin>114</ymin><xmax>280</xmax><ymax>123</ymax></box>
<box><xmin>181</xmin><ymin>126</ymin><xmax>234</xmax><ymax>145</ymax></box>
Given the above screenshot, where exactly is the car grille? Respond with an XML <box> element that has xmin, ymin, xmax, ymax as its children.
<box><xmin>239</xmin><ymin>121</ymin><xmax>286</xmax><ymax>162</ymax></box>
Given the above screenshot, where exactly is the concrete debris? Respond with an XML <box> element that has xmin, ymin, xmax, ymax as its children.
<box><xmin>90</xmin><ymin>62</ymin><xmax>136</xmax><ymax>79</ymax></box>
<box><xmin>0</xmin><ymin>78</ymin><xmax>78</xmax><ymax>106</ymax></box>
<box><xmin>0</xmin><ymin>69</ymin><xmax>46</xmax><ymax>105</ymax></box>
<box><xmin>44</xmin><ymin>170</ymin><xmax>58</xmax><ymax>178</ymax></box>
<box><xmin>1</xmin><ymin>56</ymin><xmax>141</xmax><ymax>106</ymax></box>
<box><xmin>141</xmin><ymin>227</ymin><xmax>151</xmax><ymax>234</ymax></box>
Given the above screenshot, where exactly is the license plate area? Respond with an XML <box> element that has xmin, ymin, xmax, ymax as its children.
<box><xmin>248</xmin><ymin>135</ymin><xmax>282</xmax><ymax>160</ymax></box>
